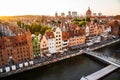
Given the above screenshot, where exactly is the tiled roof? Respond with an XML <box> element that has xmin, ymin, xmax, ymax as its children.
<box><xmin>46</xmin><ymin>32</ymin><xmax>55</xmax><ymax>39</ymax></box>
<box><xmin>62</xmin><ymin>31</ymin><xmax>69</xmax><ymax>41</ymax></box>
<box><xmin>0</xmin><ymin>37</ymin><xmax>5</xmax><ymax>49</ymax></box>
<box><xmin>114</xmin><ymin>15</ymin><xmax>120</xmax><ymax>19</ymax></box>
<box><xmin>68</xmin><ymin>31</ymin><xmax>74</xmax><ymax>38</ymax></box>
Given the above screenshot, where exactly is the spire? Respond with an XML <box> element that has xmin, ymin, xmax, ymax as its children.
<box><xmin>55</xmin><ymin>11</ymin><xmax>58</xmax><ymax>17</ymax></box>
<box><xmin>88</xmin><ymin>6</ymin><xmax>90</xmax><ymax>10</ymax></box>
<box><xmin>86</xmin><ymin>6</ymin><xmax>92</xmax><ymax>17</ymax></box>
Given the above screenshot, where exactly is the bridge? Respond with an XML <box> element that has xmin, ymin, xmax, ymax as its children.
<box><xmin>81</xmin><ymin>65</ymin><xmax>118</xmax><ymax>80</ymax></box>
<box><xmin>80</xmin><ymin>51</ymin><xmax>120</xmax><ymax>80</ymax></box>
<box><xmin>84</xmin><ymin>51</ymin><xmax>120</xmax><ymax>67</ymax></box>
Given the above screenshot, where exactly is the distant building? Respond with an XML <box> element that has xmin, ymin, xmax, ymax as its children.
<box><xmin>55</xmin><ymin>12</ymin><xmax>58</xmax><ymax>17</ymax></box>
<box><xmin>0</xmin><ymin>23</ymin><xmax>16</xmax><ymax>37</ymax></box>
<box><xmin>68</xmin><ymin>11</ymin><xmax>71</xmax><ymax>17</ymax></box>
<box><xmin>68</xmin><ymin>11</ymin><xmax>72</xmax><ymax>18</ymax></box>
<box><xmin>93</xmin><ymin>13</ymin><xmax>97</xmax><ymax>16</ymax></box>
<box><xmin>98</xmin><ymin>13</ymin><xmax>102</xmax><ymax>16</ymax></box>
<box><xmin>72</xmin><ymin>11</ymin><xmax>77</xmax><ymax>17</ymax></box>
<box><xmin>86</xmin><ymin>7</ymin><xmax>92</xmax><ymax>17</ymax></box>
<box><xmin>61</xmin><ymin>12</ymin><xmax>65</xmax><ymax>17</ymax></box>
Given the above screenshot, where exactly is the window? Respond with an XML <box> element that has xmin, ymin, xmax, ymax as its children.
<box><xmin>2</xmin><ymin>63</ymin><xmax>4</xmax><ymax>65</ymax></box>
<box><xmin>1</xmin><ymin>59</ymin><xmax>4</xmax><ymax>61</ymax></box>
<box><xmin>0</xmin><ymin>54</ymin><xmax>2</xmax><ymax>57</ymax></box>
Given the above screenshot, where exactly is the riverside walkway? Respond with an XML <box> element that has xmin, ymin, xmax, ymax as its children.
<box><xmin>80</xmin><ymin>51</ymin><xmax>120</xmax><ymax>80</ymax></box>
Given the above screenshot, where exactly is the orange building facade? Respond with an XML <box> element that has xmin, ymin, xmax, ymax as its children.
<box><xmin>0</xmin><ymin>29</ymin><xmax>33</xmax><ymax>67</ymax></box>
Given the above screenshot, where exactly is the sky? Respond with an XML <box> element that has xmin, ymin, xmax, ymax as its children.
<box><xmin>0</xmin><ymin>0</ymin><xmax>120</xmax><ymax>16</ymax></box>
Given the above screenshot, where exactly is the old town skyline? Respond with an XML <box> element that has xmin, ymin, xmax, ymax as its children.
<box><xmin>0</xmin><ymin>0</ymin><xmax>120</xmax><ymax>16</ymax></box>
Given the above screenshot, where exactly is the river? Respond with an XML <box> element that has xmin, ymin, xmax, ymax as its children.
<box><xmin>1</xmin><ymin>42</ymin><xmax>120</xmax><ymax>80</ymax></box>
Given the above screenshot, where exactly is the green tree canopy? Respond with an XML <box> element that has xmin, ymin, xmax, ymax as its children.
<box><xmin>94</xmin><ymin>19</ymin><xmax>97</xmax><ymax>23</ymax></box>
<box><xmin>17</xmin><ymin>21</ymin><xmax>22</xmax><ymax>28</ymax></box>
<box><xmin>85</xmin><ymin>17</ymin><xmax>91</xmax><ymax>22</ymax></box>
<box><xmin>79</xmin><ymin>21</ymin><xmax>86</xmax><ymax>27</ymax></box>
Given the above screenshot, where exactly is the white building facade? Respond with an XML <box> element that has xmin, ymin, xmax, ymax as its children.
<box><xmin>52</xmin><ymin>27</ymin><xmax>62</xmax><ymax>51</ymax></box>
<box><xmin>46</xmin><ymin>32</ymin><xmax>57</xmax><ymax>54</ymax></box>
<box><xmin>85</xmin><ymin>25</ymin><xmax>90</xmax><ymax>36</ymax></box>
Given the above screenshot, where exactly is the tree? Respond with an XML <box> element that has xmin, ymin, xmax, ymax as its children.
<box><xmin>24</xmin><ymin>24</ymin><xmax>30</xmax><ymax>30</ymax></box>
<box><xmin>73</xmin><ymin>18</ymin><xmax>81</xmax><ymax>24</ymax></box>
<box><xmin>82</xmin><ymin>19</ymin><xmax>85</xmax><ymax>21</ymax></box>
<box><xmin>17</xmin><ymin>21</ymin><xmax>51</xmax><ymax>35</ymax></box>
<box><xmin>94</xmin><ymin>19</ymin><xmax>97</xmax><ymax>23</ymax></box>
<box><xmin>79</xmin><ymin>21</ymin><xmax>86</xmax><ymax>27</ymax></box>
<box><xmin>86</xmin><ymin>17</ymin><xmax>91</xmax><ymax>22</ymax></box>
<box><xmin>58</xmin><ymin>20</ymin><xmax>61</xmax><ymax>24</ymax></box>
<box><xmin>34</xmin><ymin>32</ymin><xmax>40</xmax><ymax>36</ymax></box>
<box><xmin>17</xmin><ymin>21</ymin><xmax>22</xmax><ymax>28</ymax></box>
<box><xmin>40</xmin><ymin>26</ymin><xmax>49</xmax><ymax>35</ymax></box>
<box><xmin>45</xmin><ymin>29</ymin><xmax>51</xmax><ymax>33</ymax></box>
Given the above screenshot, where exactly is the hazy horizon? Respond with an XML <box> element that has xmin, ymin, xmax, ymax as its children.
<box><xmin>0</xmin><ymin>0</ymin><xmax>120</xmax><ymax>16</ymax></box>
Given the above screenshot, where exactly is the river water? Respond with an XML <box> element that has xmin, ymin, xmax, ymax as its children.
<box><xmin>1</xmin><ymin>42</ymin><xmax>120</xmax><ymax>80</ymax></box>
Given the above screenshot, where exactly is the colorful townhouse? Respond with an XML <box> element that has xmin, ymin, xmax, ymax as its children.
<box><xmin>110</xmin><ymin>20</ymin><xmax>120</xmax><ymax>37</ymax></box>
<box><xmin>40</xmin><ymin>35</ymin><xmax>49</xmax><ymax>56</ymax></box>
<box><xmin>52</xmin><ymin>27</ymin><xmax>62</xmax><ymax>51</ymax></box>
<box><xmin>62</xmin><ymin>31</ymin><xmax>69</xmax><ymax>50</ymax></box>
<box><xmin>46</xmin><ymin>32</ymin><xmax>57</xmax><ymax>54</ymax></box>
<box><xmin>68</xmin><ymin>27</ymin><xmax>86</xmax><ymax>50</ymax></box>
<box><xmin>0</xmin><ymin>29</ymin><xmax>33</xmax><ymax>67</ymax></box>
<box><xmin>32</xmin><ymin>34</ymin><xmax>40</xmax><ymax>58</ymax></box>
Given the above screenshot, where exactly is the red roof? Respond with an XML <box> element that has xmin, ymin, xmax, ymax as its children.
<box><xmin>62</xmin><ymin>31</ymin><xmax>69</xmax><ymax>41</ymax></box>
<box><xmin>46</xmin><ymin>32</ymin><xmax>55</xmax><ymax>39</ymax></box>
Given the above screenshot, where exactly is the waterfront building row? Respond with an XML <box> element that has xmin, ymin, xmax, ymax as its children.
<box><xmin>0</xmin><ymin>20</ymin><xmax>120</xmax><ymax>67</ymax></box>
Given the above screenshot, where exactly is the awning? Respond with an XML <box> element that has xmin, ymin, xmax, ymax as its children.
<box><xmin>70</xmin><ymin>45</ymin><xmax>79</xmax><ymax>49</ymax></box>
<box><xmin>79</xmin><ymin>44</ymin><xmax>87</xmax><ymax>48</ymax></box>
<box><xmin>49</xmin><ymin>49</ymin><xmax>57</xmax><ymax>54</ymax></box>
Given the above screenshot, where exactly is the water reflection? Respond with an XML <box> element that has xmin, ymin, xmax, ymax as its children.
<box><xmin>1</xmin><ymin>55</ymin><xmax>106</xmax><ymax>80</ymax></box>
<box><xmin>95</xmin><ymin>42</ymin><xmax>120</xmax><ymax>58</ymax></box>
<box><xmin>95</xmin><ymin>41</ymin><xmax>120</xmax><ymax>80</ymax></box>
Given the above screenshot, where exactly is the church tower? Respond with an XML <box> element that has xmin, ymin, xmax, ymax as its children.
<box><xmin>86</xmin><ymin>7</ymin><xmax>92</xmax><ymax>17</ymax></box>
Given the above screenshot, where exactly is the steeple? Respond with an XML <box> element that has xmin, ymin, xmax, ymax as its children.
<box><xmin>86</xmin><ymin>6</ymin><xmax>92</xmax><ymax>17</ymax></box>
<box><xmin>88</xmin><ymin>6</ymin><xmax>90</xmax><ymax>10</ymax></box>
<box><xmin>55</xmin><ymin>11</ymin><xmax>58</xmax><ymax>17</ymax></box>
